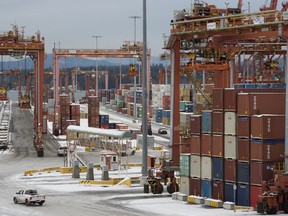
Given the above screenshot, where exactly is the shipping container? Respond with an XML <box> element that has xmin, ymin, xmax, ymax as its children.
<box><xmin>191</xmin><ymin>136</ymin><xmax>201</xmax><ymax>155</ymax></box>
<box><xmin>250</xmin><ymin>140</ymin><xmax>284</xmax><ymax>162</ymax></box>
<box><xmin>224</xmin><ymin>88</ymin><xmax>237</xmax><ymax>111</ymax></box>
<box><xmin>212</xmin><ymin>88</ymin><xmax>224</xmax><ymax>111</ymax></box>
<box><xmin>190</xmin><ymin>115</ymin><xmax>202</xmax><ymax>135</ymax></box>
<box><xmin>190</xmin><ymin>155</ymin><xmax>201</xmax><ymax>178</ymax></box>
<box><xmin>251</xmin><ymin>114</ymin><xmax>285</xmax><ymax>140</ymax></box>
<box><xmin>201</xmin><ymin>134</ymin><xmax>212</xmax><ymax>156</ymax></box>
<box><xmin>162</xmin><ymin>95</ymin><xmax>170</xmax><ymax>110</ymax></box>
<box><xmin>201</xmin><ymin>156</ymin><xmax>212</xmax><ymax>180</ymax></box>
<box><xmin>225</xmin><ymin>182</ymin><xmax>237</xmax><ymax>203</ymax></box>
<box><xmin>237</xmin><ymin>117</ymin><xmax>250</xmax><ymax>138</ymax></box>
<box><xmin>202</xmin><ymin>110</ymin><xmax>212</xmax><ymax>134</ymax></box>
<box><xmin>237</xmin><ymin>183</ymin><xmax>250</xmax><ymax>206</ymax></box>
<box><xmin>212</xmin><ymin>134</ymin><xmax>224</xmax><ymax>157</ymax></box>
<box><xmin>224</xmin><ymin>112</ymin><xmax>237</xmax><ymax>135</ymax></box>
<box><xmin>212</xmin><ymin>157</ymin><xmax>224</xmax><ymax>180</ymax></box>
<box><xmin>180</xmin><ymin>176</ymin><xmax>190</xmax><ymax>195</ymax></box>
<box><xmin>237</xmin><ymin>162</ymin><xmax>250</xmax><ymax>184</ymax></box>
<box><xmin>185</xmin><ymin>103</ymin><xmax>193</xmax><ymax>113</ymax></box>
<box><xmin>250</xmin><ymin>185</ymin><xmax>264</xmax><ymax>210</ymax></box>
<box><xmin>224</xmin><ymin>135</ymin><xmax>237</xmax><ymax>159</ymax></box>
<box><xmin>250</xmin><ymin>161</ymin><xmax>274</xmax><ymax>186</ymax></box>
<box><xmin>237</xmin><ymin>139</ymin><xmax>250</xmax><ymax>162</ymax></box>
<box><xmin>201</xmin><ymin>179</ymin><xmax>212</xmax><ymax>198</ymax></box>
<box><xmin>212</xmin><ymin>111</ymin><xmax>224</xmax><ymax>134</ymax></box>
<box><xmin>190</xmin><ymin>177</ymin><xmax>201</xmax><ymax>196</ymax></box>
<box><xmin>180</xmin><ymin>154</ymin><xmax>191</xmax><ymax>177</ymax></box>
<box><xmin>237</xmin><ymin>93</ymin><xmax>285</xmax><ymax>116</ymax></box>
<box><xmin>179</xmin><ymin>143</ymin><xmax>191</xmax><ymax>154</ymax></box>
<box><xmin>225</xmin><ymin>159</ymin><xmax>237</xmax><ymax>182</ymax></box>
<box><xmin>212</xmin><ymin>180</ymin><xmax>224</xmax><ymax>201</ymax></box>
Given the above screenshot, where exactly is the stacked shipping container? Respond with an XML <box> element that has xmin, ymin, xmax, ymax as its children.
<box><xmin>88</xmin><ymin>96</ymin><xmax>100</xmax><ymax>128</ymax></box>
<box><xmin>59</xmin><ymin>94</ymin><xmax>70</xmax><ymax>135</ymax></box>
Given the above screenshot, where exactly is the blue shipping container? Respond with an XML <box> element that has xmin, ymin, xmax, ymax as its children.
<box><xmin>212</xmin><ymin>157</ymin><xmax>224</xmax><ymax>180</ymax></box>
<box><xmin>270</xmin><ymin>83</ymin><xmax>286</xmax><ymax>89</ymax></box>
<box><xmin>237</xmin><ymin>162</ymin><xmax>250</xmax><ymax>183</ymax></box>
<box><xmin>237</xmin><ymin>183</ymin><xmax>250</xmax><ymax>206</ymax></box>
<box><xmin>234</xmin><ymin>84</ymin><xmax>245</xmax><ymax>89</ymax></box>
<box><xmin>257</xmin><ymin>84</ymin><xmax>270</xmax><ymax>89</ymax></box>
<box><xmin>162</xmin><ymin>110</ymin><xmax>170</xmax><ymax>118</ymax></box>
<box><xmin>201</xmin><ymin>110</ymin><xmax>212</xmax><ymax>133</ymax></box>
<box><xmin>201</xmin><ymin>179</ymin><xmax>212</xmax><ymax>198</ymax></box>
<box><xmin>225</xmin><ymin>182</ymin><xmax>237</xmax><ymax>203</ymax></box>
<box><xmin>244</xmin><ymin>83</ymin><xmax>257</xmax><ymax>89</ymax></box>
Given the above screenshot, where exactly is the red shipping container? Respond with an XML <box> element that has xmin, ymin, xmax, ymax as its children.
<box><xmin>212</xmin><ymin>180</ymin><xmax>224</xmax><ymax>201</ymax></box>
<box><xmin>250</xmin><ymin>185</ymin><xmax>264</xmax><ymax>210</ymax></box>
<box><xmin>250</xmin><ymin>140</ymin><xmax>284</xmax><ymax>162</ymax></box>
<box><xmin>237</xmin><ymin>139</ymin><xmax>250</xmax><ymax>162</ymax></box>
<box><xmin>251</xmin><ymin>114</ymin><xmax>285</xmax><ymax>140</ymax></box>
<box><xmin>190</xmin><ymin>115</ymin><xmax>202</xmax><ymax>135</ymax></box>
<box><xmin>225</xmin><ymin>159</ymin><xmax>237</xmax><ymax>182</ymax></box>
<box><xmin>237</xmin><ymin>117</ymin><xmax>250</xmax><ymax>138</ymax></box>
<box><xmin>237</xmin><ymin>93</ymin><xmax>285</xmax><ymax>116</ymax></box>
<box><xmin>250</xmin><ymin>161</ymin><xmax>275</xmax><ymax>186</ymax></box>
<box><xmin>213</xmin><ymin>88</ymin><xmax>224</xmax><ymax>111</ymax></box>
<box><xmin>212</xmin><ymin>111</ymin><xmax>224</xmax><ymax>134</ymax></box>
<box><xmin>224</xmin><ymin>88</ymin><xmax>236</xmax><ymax>111</ymax></box>
<box><xmin>162</xmin><ymin>95</ymin><xmax>170</xmax><ymax>110</ymax></box>
<box><xmin>190</xmin><ymin>178</ymin><xmax>201</xmax><ymax>196</ymax></box>
<box><xmin>191</xmin><ymin>136</ymin><xmax>201</xmax><ymax>155</ymax></box>
<box><xmin>212</xmin><ymin>134</ymin><xmax>224</xmax><ymax>157</ymax></box>
<box><xmin>179</xmin><ymin>143</ymin><xmax>191</xmax><ymax>154</ymax></box>
<box><xmin>201</xmin><ymin>134</ymin><xmax>212</xmax><ymax>156</ymax></box>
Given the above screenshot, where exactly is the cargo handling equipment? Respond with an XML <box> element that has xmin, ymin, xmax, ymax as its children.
<box><xmin>257</xmin><ymin>163</ymin><xmax>288</xmax><ymax>214</ymax></box>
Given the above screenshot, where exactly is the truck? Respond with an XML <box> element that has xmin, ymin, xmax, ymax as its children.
<box><xmin>13</xmin><ymin>189</ymin><xmax>45</xmax><ymax>206</ymax></box>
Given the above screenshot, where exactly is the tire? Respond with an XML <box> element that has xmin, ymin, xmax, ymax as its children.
<box><xmin>25</xmin><ymin>199</ymin><xmax>30</xmax><ymax>206</ymax></box>
<box><xmin>167</xmin><ymin>182</ymin><xmax>179</xmax><ymax>194</ymax></box>
<box><xmin>266</xmin><ymin>207</ymin><xmax>277</xmax><ymax>215</ymax></box>
<box><xmin>13</xmin><ymin>197</ymin><xmax>18</xmax><ymax>204</ymax></box>
<box><xmin>39</xmin><ymin>202</ymin><xmax>43</xmax><ymax>206</ymax></box>
<box><xmin>284</xmin><ymin>200</ymin><xmax>288</xmax><ymax>213</ymax></box>
<box><xmin>257</xmin><ymin>202</ymin><xmax>264</xmax><ymax>214</ymax></box>
<box><xmin>156</xmin><ymin>183</ymin><xmax>164</xmax><ymax>194</ymax></box>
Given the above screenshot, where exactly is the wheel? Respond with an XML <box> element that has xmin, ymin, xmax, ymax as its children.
<box><xmin>25</xmin><ymin>199</ymin><xmax>30</xmax><ymax>206</ymax></box>
<box><xmin>266</xmin><ymin>207</ymin><xmax>277</xmax><ymax>215</ymax></box>
<box><xmin>257</xmin><ymin>202</ymin><xmax>264</xmax><ymax>214</ymax></box>
<box><xmin>167</xmin><ymin>182</ymin><xmax>179</xmax><ymax>194</ymax></box>
<box><xmin>156</xmin><ymin>183</ymin><xmax>163</xmax><ymax>194</ymax></box>
<box><xmin>284</xmin><ymin>200</ymin><xmax>288</xmax><ymax>213</ymax></box>
<box><xmin>39</xmin><ymin>202</ymin><xmax>43</xmax><ymax>206</ymax></box>
<box><xmin>13</xmin><ymin>197</ymin><xmax>18</xmax><ymax>204</ymax></box>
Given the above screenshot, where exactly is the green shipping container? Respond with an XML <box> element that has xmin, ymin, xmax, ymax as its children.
<box><xmin>117</xmin><ymin>101</ymin><xmax>124</xmax><ymax>108</ymax></box>
<box><xmin>180</xmin><ymin>154</ymin><xmax>190</xmax><ymax>176</ymax></box>
<box><xmin>180</xmin><ymin>101</ymin><xmax>191</xmax><ymax>112</ymax></box>
<box><xmin>137</xmin><ymin>106</ymin><xmax>143</xmax><ymax>118</ymax></box>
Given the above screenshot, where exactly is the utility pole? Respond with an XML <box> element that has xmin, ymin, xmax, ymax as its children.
<box><xmin>129</xmin><ymin>16</ymin><xmax>141</xmax><ymax>121</ymax></box>
<box><xmin>92</xmin><ymin>35</ymin><xmax>102</xmax><ymax>96</ymax></box>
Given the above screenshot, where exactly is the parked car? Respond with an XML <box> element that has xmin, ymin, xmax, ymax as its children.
<box><xmin>13</xmin><ymin>189</ymin><xmax>45</xmax><ymax>206</ymax></box>
<box><xmin>57</xmin><ymin>146</ymin><xmax>67</xmax><ymax>157</ymax></box>
<box><xmin>158</xmin><ymin>127</ymin><xmax>168</xmax><ymax>134</ymax></box>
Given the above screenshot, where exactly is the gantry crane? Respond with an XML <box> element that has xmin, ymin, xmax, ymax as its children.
<box><xmin>52</xmin><ymin>41</ymin><xmax>151</xmax><ymax>135</ymax></box>
<box><xmin>0</xmin><ymin>25</ymin><xmax>45</xmax><ymax>157</ymax></box>
<box><xmin>0</xmin><ymin>69</ymin><xmax>21</xmax><ymax>103</ymax></box>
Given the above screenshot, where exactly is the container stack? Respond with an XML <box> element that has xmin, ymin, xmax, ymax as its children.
<box><xmin>59</xmin><ymin>94</ymin><xmax>70</xmax><ymax>135</ymax></box>
<box><xmin>181</xmin><ymin>86</ymin><xmax>286</xmax><ymax>207</ymax></box>
<box><xmin>70</xmin><ymin>104</ymin><xmax>80</xmax><ymax>126</ymax></box>
<box><xmin>88</xmin><ymin>96</ymin><xmax>100</xmax><ymax>128</ymax></box>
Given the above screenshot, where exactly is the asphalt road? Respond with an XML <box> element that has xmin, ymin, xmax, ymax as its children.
<box><xmin>0</xmin><ymin>103</ymin><xmax>163</xmax><ymax>216</ymax></box>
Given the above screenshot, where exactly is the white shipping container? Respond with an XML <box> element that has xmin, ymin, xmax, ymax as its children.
<box><xmin>180</xmin><ymin>113</ymin><xmax>192</xmax><ymax>127</ymax></box>
<box><xmin>137</xmin><ymin>134</ymin><xmax>154</xmax><ymax>149</ymax></box>
<box><xmin>190</xmin><ymin>155</ymin><xmax>201</xmax><ymax>178</ymax></box>
<box><xmin>224</xmin><ymin>112</ymin><xmax>237</xmax><ymax>135</ymax></box>
<box><xmin>201</xmin><ymin>156</ymin><xmax>212</xmax><ymax>179</ymax></box>
<box><xmin>224</xmin><ymin>135</ymin><xmax>237</xmax><ymax>159</ymax></box>
<box><xmin>179</xmin><ymin>176</ymin><xmax>190</xmax><ymax>196</ymax></box>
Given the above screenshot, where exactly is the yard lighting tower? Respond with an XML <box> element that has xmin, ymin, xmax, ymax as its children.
<box><xmin>92</xmin><ymin>35</ymin><xmax>102</xmax><ymax>96</ymax></box>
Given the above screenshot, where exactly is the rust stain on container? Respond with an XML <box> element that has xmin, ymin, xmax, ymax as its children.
<box><xmin>250</xmin><ymin>140</ymin><xmax>284</xmax><ymax>162</ymax></box>
<box><xmin>212</xmin><ymin>134</ymin><xmax>224</xmax><ymax>157</ymax></box>
<box><xmin>237</xmin><ymin>93</ymin><xmax>285</xmax><ymax>116</ymax></box>
<box><xmin>212</xmin><ymin>111</ymin><xmax>224</xmax><ymax>134</ymax></box>
<box><xmin>251</xmin><ymin>114</ymin><xmax>285</xmax><ymax>140</ymax></box>
<box><xmin>201</xmin><ymin>134</ymin><xmax>212</xmax><ymax>156</ymax></box>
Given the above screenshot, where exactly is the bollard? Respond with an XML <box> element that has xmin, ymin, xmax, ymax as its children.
<box><xmin>101</xmin><ymin>165</ymin><xmax>109</xmax><ymax>181</ymax></box>
<box><xmin>72</xmin><ymin>160</ymin><xmax>80</xmax><ymax>179</ymax></box>
<box><xmin>86</xmin><ymin>163</ymin><xmax>94</xmax><ymax>180</ymax></box>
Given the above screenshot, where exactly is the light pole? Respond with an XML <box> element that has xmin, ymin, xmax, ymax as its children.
<box><xmin>92</xmin><ymin>35</ymin><xmax>102</xmax><ymax>96</ymax></box>
<box><xmin>129</xmin><ymin>16</ymin><xmax>141</xmax><ymax>121</ymax></box>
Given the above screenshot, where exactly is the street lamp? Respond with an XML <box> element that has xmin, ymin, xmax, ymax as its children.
<box><xmin>129</xmin><ymin>16</ymin><xmax>141</xmax><ymax>121</ymax></box>
<box><xmin>92</xmin><ymin>35</ymin><xmax>102</xmax><ymax>96</ymax></box>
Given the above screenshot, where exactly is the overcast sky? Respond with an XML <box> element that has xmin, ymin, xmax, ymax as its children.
<box><xmin>0</xmin><ymin>1</ymin><xmax>279</xmax><ymax>56</ymax></box>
